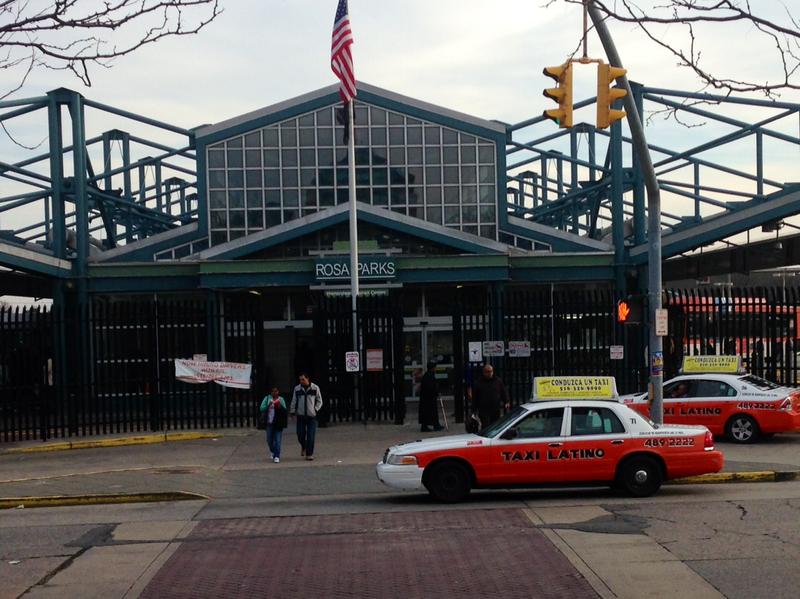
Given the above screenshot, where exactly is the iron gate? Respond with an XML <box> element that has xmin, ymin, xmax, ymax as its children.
<box><xmin>313</xmin><ymin>294</ymin><xmax>404</xmax><ymax>424</ymax></box>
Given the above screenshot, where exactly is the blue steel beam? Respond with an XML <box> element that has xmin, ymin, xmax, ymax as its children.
<box><xmin>646</xmin><ymin>94</ymin><xmax>799</xmax><ymax>148</ymax></box>
<box><xmin>0</xmin><ymin>96</ymin><xmax>49</xmax><ymax>109</ymax></box>
<box><xmin>0</xmin><ymin>102</ymin><xmax>46</xmax><ymax>122</ymax></box>
<box><xmin>642</xmin><ymin>87</ymin><xmax>800</xmax><ymax>110</ymax></box>
<box><xmin>629</xmin><ymin>186</ymin><xmax>800</xmax><ymax>263</ymax></box>
<box><xmin>0</xmin><ymin>161</ymin><xmax>52</xmax><ymax>183</ymax></box>
<box><xmin>83</xmin><ymin>99</ymin><xmax>191</xmax><ymax>136</ymax></box>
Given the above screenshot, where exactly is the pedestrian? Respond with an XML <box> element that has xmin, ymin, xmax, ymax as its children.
<box><xmin>419</xmin><ymin>361</ymin><xmax>444</xmax><ymax>433</ymax></box>
<box><xmin>290</xmin><ymin>372</ymin><xmax>323</xmax><ymax>461</ymax></box>
<box><xmin>470</xmin><ymin>363</ymin><xmax>510</xmax><ymax>428</ymax></box>
<box><xmin>260</xmin><ymin>387</ymin><xmax>287</xmax><ymax>463</ymax></box>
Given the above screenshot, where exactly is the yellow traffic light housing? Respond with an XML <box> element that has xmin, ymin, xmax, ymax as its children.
<box><xmin>543</xmin><ymin>62</ymin><xmax>573</xmax><ymax>128</ymax></box>
<box><xmin>597</xmin><ymin>63</ymin><xmax>627</xmax><ymax>128</ymax></box>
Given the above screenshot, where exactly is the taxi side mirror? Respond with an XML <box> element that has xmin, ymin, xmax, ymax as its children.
<box><xmin>500</xmin><ymin>428</ymin><xmax>518</xmax><ymax>440</ymax></box>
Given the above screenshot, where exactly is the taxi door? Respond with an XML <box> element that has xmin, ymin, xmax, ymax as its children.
<box><xmin>679</xmin><ymin>378</ymin><xmax>738</xmax><ymax>435</ymax></box>
<box><xmin>488</xmin><ymin>407</ymin><xmax>566</xmax><ymax>485</ymax></box>
<box><xmin>662</xmin><ymin>379</ymin><xmax>694</xmax><ymax>423</ymax></box>
<box><xmin>555</xmin><ymin>406</ymin><xmax>629</xmax><ymax>482</ymax></box>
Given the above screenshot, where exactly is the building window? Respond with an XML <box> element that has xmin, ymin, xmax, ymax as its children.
<box><xmin>206</xmin><ymin>101</ymin><xmax>498</xmax><ymax>245</ymax></box>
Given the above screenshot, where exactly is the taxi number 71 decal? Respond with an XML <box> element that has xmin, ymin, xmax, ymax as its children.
<box><xmin>644</xmin><ymin>437</ymin><xmax>694</xmax><ymax>448</ymax></box>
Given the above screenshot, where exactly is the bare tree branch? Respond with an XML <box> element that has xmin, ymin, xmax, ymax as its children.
<box><xmin>0</xmin><ymin>1</ymin><xmax>222</xmax><ymax>89</ymax></box>
<box><xmin>562</xmin><ymin>0</ymin><xmax>800</xmax><ymax>97</ymax></box>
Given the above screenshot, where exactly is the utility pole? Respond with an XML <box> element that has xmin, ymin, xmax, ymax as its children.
<box><xmin>586</xmin><ymin>1</ymin><xmax>664</xmax><ymax>423</ymax></box>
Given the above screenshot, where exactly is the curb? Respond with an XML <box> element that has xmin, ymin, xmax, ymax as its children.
<box><xmin>670</xmin><ymin>470</ymin><xmax>799</xmax><ymax>485</ymax></box>
<box><xmin>0</xmin><ymin>491</ymin><xmax>209</xmax><ymax>510</ymax></box>
<box><xmin>0</xmin><ymin>432</ymin><xmax>225</xmax><ymax>455</ymax></box>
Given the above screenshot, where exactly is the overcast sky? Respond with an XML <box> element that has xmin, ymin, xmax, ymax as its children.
<box><xmin>3</xmin><ymin>1</ymin><xmax>797</xmax><ymax>132</ymax></box>
<box><xmin>1</xmin><ymin>0</ymin><xmax>799</xmax><ymax>281</ymax></box>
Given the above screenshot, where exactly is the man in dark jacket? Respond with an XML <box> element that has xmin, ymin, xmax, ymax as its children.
<box><xmin>470</xmin><ymin>363</ymin><xmax>510</xmax><ymax>428</ymax></box>
<box><xmin>418</xmin><ymin>361</ymin><xmax>443</xmax><ymax>433</ymax></box>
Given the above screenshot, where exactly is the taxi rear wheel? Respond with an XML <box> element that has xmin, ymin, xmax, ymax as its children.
<box><xmin>725</xmin><ymin>414</ymin><xmax>760</xmax><ymax>444</ymax></box>
<box><xmin>424</xmin><ymin>461</ymin><xmax>471</xmax><ymax>503</ymax></box>
<box><xmin>618</xmin><ymin>456</ymin><xmax>663</xmax><ymax>497</ymax></box>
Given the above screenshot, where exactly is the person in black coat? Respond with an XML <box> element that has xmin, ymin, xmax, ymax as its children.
<box><xmin>418</xmin><ymin>361</ymin><xmax>443</xmax><ymax>432</ymax></box>
<box><xmin>471</xmin><ymin>363</ymin><xmax>510</xmax><ymax>428</ymax></box>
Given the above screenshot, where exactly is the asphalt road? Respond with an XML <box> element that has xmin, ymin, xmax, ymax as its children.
<box><xmin>1</xmin><ymin>427</ymin><xmax>799</xmax><ymax>598</ymax></box>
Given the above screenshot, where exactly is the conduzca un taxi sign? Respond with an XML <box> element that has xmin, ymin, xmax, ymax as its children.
<box><xmin>533</xmin><ymin>376</ymin><xmax>618</xmax><ymax>400</ymax></box>
<box><xmin>681</xmin><ymin>355</ymin><xmax>742</xmax><ymax>374</ymax></box>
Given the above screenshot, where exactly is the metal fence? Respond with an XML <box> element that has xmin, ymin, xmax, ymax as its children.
<box><xmin>3</xmin><ymin>286</ymin><xmax>800</xmax><ymax>442</ymax></box>
<box><xmin>0</xmin><ymin>296</ymin><xmax>262</xmax><ymax>442</ymax></box>
<box><xmin>664</xmin><ymin>287</ymin><xmax>800</xmax><ymax>386</ymax></box>
<box><xmin>453</xmin><ymin>287</ymin><xmax>647</xmax><ymax>419</ymax></box>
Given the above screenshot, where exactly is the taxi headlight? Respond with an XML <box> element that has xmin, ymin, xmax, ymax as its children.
<box><xmin>387</xmin><ymin>454</ymin><xmax>418</xmax><ymax>466</ymax></box>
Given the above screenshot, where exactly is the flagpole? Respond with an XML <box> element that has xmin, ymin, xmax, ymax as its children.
<box><xmin>347</xmin><ymin>98</ymin><xmax>359</xmax><ymax>372</ymax></box>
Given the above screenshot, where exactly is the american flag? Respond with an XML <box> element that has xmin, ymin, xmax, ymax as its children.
<box><xmin>331</xmin><ymin>0</ymin><xmax>356</xmax><ymax>103</ymax></box>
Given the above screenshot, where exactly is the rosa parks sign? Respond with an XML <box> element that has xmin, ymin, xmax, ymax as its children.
<box><xmin>315</xmin><ymin>256</ymin><xmax>396</xmax><ymax>281</ymax></box>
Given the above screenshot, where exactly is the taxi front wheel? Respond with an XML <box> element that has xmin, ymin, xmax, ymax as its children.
<box><xmin>424</xmin><ymin>461</ymin><xmax>472</xmax><ymax>503</ymax></box>
<box><xmin>617</xmin><ymin>456</ymin><xmax>663</xmax><ymax>497</ymax></box>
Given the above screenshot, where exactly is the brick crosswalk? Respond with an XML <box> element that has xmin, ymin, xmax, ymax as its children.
<box><xmin>140</xmin><ymin>509</ymin><xmax>598</xmax><ymax>599</ymax></box>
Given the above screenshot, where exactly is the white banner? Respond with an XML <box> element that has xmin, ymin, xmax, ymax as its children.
<box><xmin>174</xmin><ymin>359</ymin><xmax>252</xmax><ymax>389</ymax></box>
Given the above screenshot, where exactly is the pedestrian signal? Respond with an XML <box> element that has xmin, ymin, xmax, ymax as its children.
<box><xmin>617</xmin><ymin>296</ymin><xmax>644</xmax><ymax>324</ymax></box>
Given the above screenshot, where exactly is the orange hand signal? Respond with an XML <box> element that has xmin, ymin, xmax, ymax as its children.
<box><xmin>617</xmin><ymin>300</ymin><xmax>631</xmax><ymax>323</ymax></box>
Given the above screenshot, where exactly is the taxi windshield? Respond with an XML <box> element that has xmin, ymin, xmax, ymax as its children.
<box><xmin>739</xmin><ymin>374</ymin><xmax>781</xmax><ymax>390</ymax></box>
<box><xmin>479</xmin><ymin>406</ymin><xmax>527</xmax><ymax>438</ymax></box>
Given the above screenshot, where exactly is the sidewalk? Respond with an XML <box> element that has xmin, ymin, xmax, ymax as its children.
<box><xmin>1</xmin><ymin>422</ymin><xmax>798</xmax><ymax>506</ymax></box>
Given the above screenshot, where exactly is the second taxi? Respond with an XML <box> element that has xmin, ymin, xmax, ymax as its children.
<box><xmin>377</xmin><ymin>376</ymin><xmax>724</xmax><ymax>502</ymax></box>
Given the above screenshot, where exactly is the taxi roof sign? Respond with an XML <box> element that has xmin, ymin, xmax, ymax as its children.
<box><xmin>532</xmin><ymin>376</ymin><xmax>619</xmax><ymax>400</ymax></box>
<box><xmin>681</xmin><ymin>355</ymin><xmax>744</xmax><ymax>374</ymax></box>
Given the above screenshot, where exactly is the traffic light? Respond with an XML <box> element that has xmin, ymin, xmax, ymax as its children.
<box><xmin>543</xmin><ymin>62</ymin><xmax>573</xmax><ymax>128</ymax></box>
<box><xmin>597</xmin><ymin>63</ymin><xmax>627</xmax><ymax>128</ymax></box>
<box><xmin>617</xmin><ymin>296</ymin><xmax>644</xmax><ymax>324</ymax></box>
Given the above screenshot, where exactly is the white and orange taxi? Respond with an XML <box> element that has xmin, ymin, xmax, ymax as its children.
<box><xmin>377</xmin><ymin>376</ymin><xmax>723</xmax><ymax>502</ymax></box>
<box><xmin>622</xmin><ymin>356</ymin><xmax>800</xmax><ymax>444</ymax></box>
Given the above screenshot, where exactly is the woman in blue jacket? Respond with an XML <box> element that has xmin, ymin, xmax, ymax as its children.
<box><xmin>260</xmin><ymin>387</ymin><xmax>288</xmax><ymax>463</ymax></box>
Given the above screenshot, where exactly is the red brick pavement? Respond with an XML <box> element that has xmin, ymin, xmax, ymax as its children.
<box><xmin>140</xmin><ymin>509</ymin><xmax>599</xmax><ymax>599</ymax></box>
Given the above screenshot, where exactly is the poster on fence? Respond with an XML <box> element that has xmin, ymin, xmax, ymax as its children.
<box><xmin>174</xmin><ymin>359</ymin><xmax>252</xmax><ymax>389</ymax></box>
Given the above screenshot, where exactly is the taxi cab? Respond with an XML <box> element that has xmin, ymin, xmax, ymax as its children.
<box><xmin>377</xmin><ymin>376</ymin><xmax>723</xmax><ymax>502</ymax></box>
<box><xmin>622</xmin><ymin>356</ymin><xmax>800</xmax><ymax>444</ymax></box>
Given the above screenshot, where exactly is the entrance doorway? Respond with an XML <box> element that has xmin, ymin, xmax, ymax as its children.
<box><xmin>402</xmin><ymin>317</ymin><xmax>455</xmax><ymax>401</ymax></box>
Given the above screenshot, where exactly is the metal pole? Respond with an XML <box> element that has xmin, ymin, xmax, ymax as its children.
<box><xmin>587</xmin><ymin>1</ymin><xmax>664</xmax><ymax>423</ymax></box>
<box><xmin>347</xmin><ymin>100</ymin><xmax>360</xmax><ymax>417</ymax></box>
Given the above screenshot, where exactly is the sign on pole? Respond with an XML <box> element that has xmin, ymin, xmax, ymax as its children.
<box><xmin>468</xmin><ymin>341</ymin><xmax>483</xmax><ymax>362</ymax></box>
<box><xmin>366</xmin><ymin>349</ymin><xmax>383</xmax><ymax>372</ymax></box>
<box><xmin>508</xmin><ymin>341</ymin><xmax>531</xmax><ymax>358</ymax></box>
<box><xmin>482</xmin><ymin>341</ymin><xmax>505</xmax><ymax>357</ymax></box>
<box><xmin>655</xmin><ymin>308</ymin><xmax>668</xmax><ymax>336</ymax></box>
<box><xmin>609</xmin><ymin>345</ymin><xmax>624</xmax><ymax>360</ymax></box>
<box><xmin>345</xmin><ymin>351</ymin><xmax>360</xmax><ymax>373</ymax></box>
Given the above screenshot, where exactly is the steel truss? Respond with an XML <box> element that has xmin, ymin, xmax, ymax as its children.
<box><xmin>506</xmin><ymin>83</ymin><xmax>800</xmax><ymax>270</ymax></box>
<box><xmin>0</xmin><ymin>88</ymin><xmax>197</xmax><ymax>281</ymax></box>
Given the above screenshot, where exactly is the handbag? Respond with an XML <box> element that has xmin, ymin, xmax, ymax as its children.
<box><xmin>256</xmin><ymin>412</ymin><xmax>268</xmax><ymax>430</ymax></box>
<box><xmin>465</xmin><ymin>413</ymin><xmax>481</xmax><ymax>434</ymax></box>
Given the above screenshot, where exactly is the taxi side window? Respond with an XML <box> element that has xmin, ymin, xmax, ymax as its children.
<box><xmin>694</xmin><ymin>379</ymin><xmax>737</xmax><ymax>398</ymax></box>
<box><xmin>665</xmin><ymin>380</ymin><xmax>693</xmax><ymax>399</ymax></box>
<box><xmin>515</xmin><ymin>408</ymin><xmax>564</xmax><ymax>438</ymax></box>
<box><xmin>570</xmin><ymin>407</ymin><xmax>625</xmax><ymax>436</ymax></box>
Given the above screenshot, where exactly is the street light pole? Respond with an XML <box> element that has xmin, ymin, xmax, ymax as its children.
<box><xmin>587</xmin><ymin>1</ymin><xmax>664</xmax><ymax>423</ymax></box>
